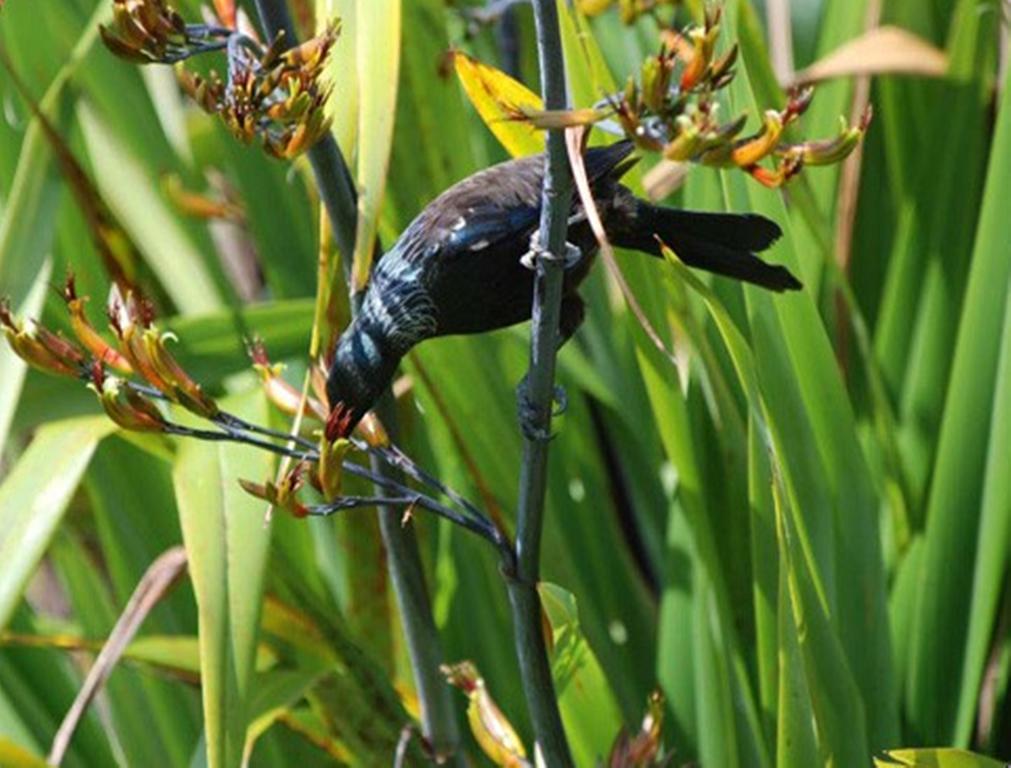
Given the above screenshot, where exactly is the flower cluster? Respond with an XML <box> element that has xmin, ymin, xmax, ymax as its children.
<box><xmin>239</xmin><ymin>345</ymin><xmax>388</xmax><ymax>513</ymax></box>
<box><xmin>100</xmin><ymin>0</ymin><xmax>229</xmax><ymax>64</ymax></box>
<box><xmin>4</xmin><ymin>277</ymin><xmax>392</xmax><ymax>524</ymax></box>
<box><xmin>243</xmin><ymin>337</ymin><xmax>496</xmax><ymax>542</ymax></box>
<box><xmin>101</xmin><ymin>0</ymin><xmax>337</xmax><ymax>159</ymax></box>
<box><xmin>176</xmin><ymin>23</ymin><xmax>338</xmax><ymax>158</ymax></box>
<box><xmin>2</xmin><ymin>279</ymin><xmax>446</xmax><ymax>534</ymax></box>
<box><xmin>522</xmin><ymin>9</ymin><xmax>870</xmax><ymax>188</ymax></box>
<box><xmin>239</xmin><ymin>460</ymin><xmax>314</xmax><ymax>518</ymax></box>
<box><xmin>247</xmin><ymin>340</ymin><xmax>389</xmax><ymax>454</ymax></box>
<box><xmin>243</xmin><ymin>339</ymin><xmax>388</xmax><ymax>510</ymax></box>
<box><xmin>1</xmin><ymin>275</ymin><xmax>217</xmax><ymax>432</ymax></box>
<box><xmin>104</xmin><ymin>286</ymin><xmax>219</xmax><ymax>417</ymax></box>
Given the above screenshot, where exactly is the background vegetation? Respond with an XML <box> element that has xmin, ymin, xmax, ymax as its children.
<box><xmin>0</xmin><ymin>0</ymin><xmax>1008</xmax><ymax>765</ymax></box>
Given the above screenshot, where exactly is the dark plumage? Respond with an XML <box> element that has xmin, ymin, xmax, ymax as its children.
<box><xmin>327</xmin><ymin>141</ymin><xmax>800</xmax><ymax>434</ymax></box>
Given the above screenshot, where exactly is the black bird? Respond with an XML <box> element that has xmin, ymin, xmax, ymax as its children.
<box><xmin>326</xmin><ymin>140</ymin><xmax>800</xmax><ymax>436</ymax></box>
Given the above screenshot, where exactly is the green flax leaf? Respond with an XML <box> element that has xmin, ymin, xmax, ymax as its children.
<box><xmin>925</xmin><ymin>66</ymin><xmax>1011</xmax><ymax>744</ymax></box>
<box><xmin>539</xmin><ymin>582</ymin><xmax>623</xmax><ymax>766</ymax></box>
<box><xmin>0</xmin><ymin>417</ymin><xmax>117</xmax><ymax>629</ymax></box>
<box><xmin>173</xmin><ymin>391</ymin><xmax>273</xmax><ymax>768</ymax></box>
<box><xmin>349</xmin><ymin>0</ymin><xmax>401</xmax><ymax>292</ymax></box>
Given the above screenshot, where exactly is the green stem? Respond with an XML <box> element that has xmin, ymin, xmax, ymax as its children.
<box><xmin>508</xmin><ymin>0</ymin><xmax>575</xmax><ymax>764</ymax></box>
<box><xmin>251</xmin><ymin>1</ymin><xmax>462</xmax><ymax>760</ymax></box>
<box><xmin>371</xmin><ymin>394</ymin><xmax>462</xmax><ymax>762</ymax></box>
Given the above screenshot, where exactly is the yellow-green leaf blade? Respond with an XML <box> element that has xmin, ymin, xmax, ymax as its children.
<box><xmin>349</xmin><ymin>0</ymin><xmax>402</xmax><ymax>291</ymax></box>
<box><xmin>453</xmin><ymin>51</ymin><xmax>545</xmax><ymax>160</ymax></box>
<box><xmin>173</xmin><ymin>391</ymin><xmax>273</xmax><ymax>768</ymax></box>
<box><xmin>875</xmin><ymin>748</ymin><xmax>1009</xmax><ymax>768</ymax></box>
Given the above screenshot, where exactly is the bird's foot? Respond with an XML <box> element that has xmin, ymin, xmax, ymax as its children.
<box><xmin>520</xmin><ymin>232</ymin><xmax>583</xmax><ymax>271</ymax></box>
<box><xmin>551</xmin><ymin>384</ymin><xmax>568</xmax><ymax>417</ymax></box>
<box><xmin>516</xmin><ymin>376</ymin><xmax>567</xmax><ymax>442</ymax></box>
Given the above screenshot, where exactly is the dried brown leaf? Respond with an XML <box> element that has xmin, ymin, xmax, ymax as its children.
<box><xmin>791</xmin><ymin>25</ymin><xmax>948</xmax><ymax>86</ymax></box>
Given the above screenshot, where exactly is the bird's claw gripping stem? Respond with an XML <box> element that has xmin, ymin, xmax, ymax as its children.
<box><xmin>520</xmin><ymin>233</ymin><xmax>582</xmax><ymax>271</ymax></box>
<box><xmin>516</xmin><ymin>376</ymin><xmax>567</xmax><ymax>442</ymax></box>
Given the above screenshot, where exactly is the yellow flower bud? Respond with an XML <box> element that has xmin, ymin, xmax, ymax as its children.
<box><xmin>443</xmin><ymin>662</ymin><xmax>528</xmax><ymax>768</ymax></box>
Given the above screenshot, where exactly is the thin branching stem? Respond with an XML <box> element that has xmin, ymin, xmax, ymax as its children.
<box><xmin>125</xmin><ymin>377</ymin><xmax>499</xmax><ymax>544</ymax></box>
<box><xmin>507</xmin><ymin>0</ymin><xmax>575</xmax><ymax>764</ymax></box>
<box><xmin>214</xmin><ymin>410</ymin><xmax>317</xmax><ymax>451</ymax></box>
<box><xmin>124</xmin><ymin>379</ymin><xmax>318</xmax><ymax>448</ymax></box>
<box><xmin>308</xmin><ymin>495</ymin><xmax>498</xmax><ymax>541</ymax></box>
<box><xmin>163</xmin><ymin>419</ymin><xmax>500</xmax><ymax>542</ymax></box>
<box><xmin>165</xmin><ymin>423</ymin><xmax>313</xmax><ymax>461</ymax></box>
<box><xmin>250</xmin><ymin>2</ymin><xmax>462</xmax><ymax>760</ymax></box>
<box><xmin>375</xmin><ymin>445</ymin><xmax>506</xmax><ymax>542</ymax></box>
<box><xmin>311</xmin><ymin>495</ymin><xmax>420</xmax><ymax>512</ymax></box>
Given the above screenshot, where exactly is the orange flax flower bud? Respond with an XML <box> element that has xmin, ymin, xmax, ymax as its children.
<box><xmin>276</xmin><ymin>461</ymin><xmax>311</xmax><ymax>517</ymax></box>
<box><xmin>640</xmin><ymin>54</ymin><xmax>672</xmax><ymax>115</ymax></box>
<box><xmin>728</xmin><ymin>110</ymin><xmax>785</xmax><ymax>168</ymax></box>
<box><xmin>34</xmin><ymin>325</ymin><xmax>87</xmax><ymax>370</ymax></box>
<box><xmin>282</xmin><ymin>20</ymin><xmax>339</xmax><ymax>69</ymax></box>
<box><xmin>64</xmin><ymin>275</ymin><xmax>133</xmax><ymax>374</ymax></box>
<box><xmin>781</xmin><ymin>108</ymin><xmax>873</xmax><ymax>167</ymax></box>
<box><xmin>709</xmin><ymin>43</ymin><xmax>738</xmax><ymax>88</ymax></box>
<box><xmin>100</xmin><ymin>0</ymin><xmax>188</xmax><ymax>64</ymax></box>
<box><xmin>238</xmin><ymin>478</ymin><xmax>273</xmax><ymax>503</ymax></box>
<box><xmin>6</xmin><ymin>329</ymin><xmax>84</xmax><ymax>378</ymax></box>
<box><xmin>1</xmin><ymin>301</ymin><xmax>85</xmax><ymax>377</ymax></box>
<box><xmin>248</xmin><ymin>339</ymin><xmax>327</xmax><ymax>420</ymax></box>
<box><xmin>211</xmin><ymin>0</ymin><xmax>236</xmax><ymax>28</ymax></box>
<box><xmin>679</xmin><ymin>22</ymin><xmax>720</xmax><ymax>92</ymax></box>
<box><xmin>141</xmin><ymin>329</ymin><xmax>218</xmax><ymax>417</ymax></box>
<box><xmin>89</xmin><ymin>365</ymin><xmax>168</xmax><ymax>433</ymax></box>
<box><xmin>116</xmin><ymin>322</ymin><xmax>173</xmax><ymax>394</ymax></box>
<box><xmin>746</xmin><ymin>154</ymin><xmax>804</xmax><ymax>189</ymax></box>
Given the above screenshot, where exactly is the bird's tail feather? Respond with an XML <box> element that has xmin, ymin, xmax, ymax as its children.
<box><xmin>612</xmin><ymin>201</ymin><xmax>801</xmax><ymax>292</ymax></box>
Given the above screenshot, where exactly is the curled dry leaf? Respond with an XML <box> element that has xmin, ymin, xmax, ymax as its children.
<box><xmin>791</xmin><ymin>25</ymin><xmax>948</xmax><ymax>86</ymax></box>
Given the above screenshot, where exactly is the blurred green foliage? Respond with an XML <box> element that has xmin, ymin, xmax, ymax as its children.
<box><xmin>0</xmin><ymin>0</ymin><xmax>1009</xmax><ymax>765</ymax></box>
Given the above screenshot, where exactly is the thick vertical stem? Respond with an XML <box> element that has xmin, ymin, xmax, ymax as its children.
<box><xmin>508</xmin><ymin>0</ymin><xmax>575</xmax><ymax>765</ymax></box>
<box><xmin>252</xmin><ymin>1</ymin><xmax>461</xmax><ymax>760</ymax></box>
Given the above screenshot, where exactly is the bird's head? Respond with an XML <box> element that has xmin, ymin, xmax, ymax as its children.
<box><xmin>325</xmin><ymin>322</ymin><xmax>398</xmax><ymax>439</ymax></box>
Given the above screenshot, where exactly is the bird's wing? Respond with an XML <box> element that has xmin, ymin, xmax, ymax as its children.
<box><xmin>393</xmin><ymin>156</ymin><xmax>542</xmax><ymax>266</ymax></box>
<box><xmin>390</xmin><ymin>141</ymin><xmax>636</xmax><ymax>266</ymax></box>
<box><xmin>441</xmin><ymin>202</ymin><xmax>540</xmax><ymax>255</ymax></box>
